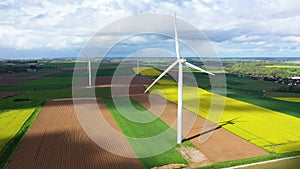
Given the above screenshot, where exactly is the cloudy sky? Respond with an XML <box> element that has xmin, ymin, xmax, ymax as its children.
<box><xmin>1</xmin><ymin>0</ymin><xmax>300</xmax><ymax>59</ymax></box>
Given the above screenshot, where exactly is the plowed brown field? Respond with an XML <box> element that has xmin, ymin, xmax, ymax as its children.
<box><xmin>73</xmin><ymin>75</ymin><xmax>152</xmax><ymax>89</ymax></box>
<box><xmin>0</xmin><ymin>92</ymin><xmax>20</xmax><ymax>99</ymax></box>
<box><xmin>6</xmin><ymin>98</ymin><xmax>143</xmax><ymax>169</ymax></box>
<box><xmin>95</xmin><ymin>76</ymin><xmax>152</xmax><ymax>86</ymax></box>
<box><xmin>0</xmin><ymin>70</ymin><xmax>61</xmax><ymax>85</ymax></box>
<box><xmin>131</xmin><ymin>94</ymin><xmax>268</xmax><ymax>162</ymax></box>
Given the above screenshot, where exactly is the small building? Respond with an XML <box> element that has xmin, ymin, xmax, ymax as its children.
<box><xmin>291</xmin><ymin>77</ymin><xmax>300</xmax><ymax>80</ymax></box>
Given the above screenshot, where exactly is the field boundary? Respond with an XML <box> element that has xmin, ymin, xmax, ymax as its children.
<box><xmin>199</xmin><ymin>151</ymin><xmax>300</xmax><ymax>169</ymax></box>
<box><xmin>0</xmin><ymin>105</ymin><xmax>44</xmax><ymax>169</ymax></box>
<box><xmin>223</xmin><ymin>155</ymin><xmax>300</xmax><ymax>169</ymax></box>
<box><xmin>6</xmin><ymin>98</ymin><xmax>143</xmax><ymax>169</ymax></box>
<box><xmin>131</xmin><ymin>94</ymin><xmax>268</xmax><ymax>163</ymax></box>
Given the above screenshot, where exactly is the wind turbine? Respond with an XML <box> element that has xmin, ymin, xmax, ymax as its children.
<box><xmin>134</xmin><ymin>54</ymin><xmax>139</xmax><ymax>75</ymax></box>
<box><xmin>136</xmin><ymin>59</ymin><xmax>139</xmax><ymax>75</ymax></box>
<box><xmin>77</xmin><ymin>49</ymin><xmax>92</xmax><ymax>88</ymax></box>
<box><xmin>87</xmin><ymin>59</ymin><xmax>92</xmax><ymax>88</ymax></box>
<box><xmin>144</xmin><ymin>14</ymin><xmax>215</xmax><ymax>144</ymax></box>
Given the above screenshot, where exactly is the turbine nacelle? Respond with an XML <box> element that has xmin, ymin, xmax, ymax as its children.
<box><xmin>178</xmin><ymin>58</ymin><xmax>186</xmax><ymax>64</ymax></box>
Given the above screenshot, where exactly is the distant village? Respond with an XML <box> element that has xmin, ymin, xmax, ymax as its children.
<box><xmin>244</xmin><ymin>74</ymin><xmax>300</xmax><ymax>87</ymax></box>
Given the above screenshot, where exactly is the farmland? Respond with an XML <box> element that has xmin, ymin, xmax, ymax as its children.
<box><xmin>133</xmin><ymin>67</ymin><xmax>162</xmax><ymax>76</ymax></box>
<box><xmin>190</xmin><ymin>72</ymin><xmax>300</xmax><ymax>118</ymax></box>
<box><xmin>102</xmin><ymin>96</ymin><xmax>189</xmax><ymax>168</ymax></box>
<box><xmin>148</xmin><ymin>80</ymin><xmax>300</xmax><ymax>153</ymax></box>
<box><xmin>0</xmin><ymin>60</ymin><xmax>196</xmax><ymax>168</ymax></box>
<box><xmin>243</xmin><ymin>156</ymin><xmax>300</xmax><ymax>169</ymax></box>
<box><xmin>0</xmin><ymin>108</ymin><xmax>40</xmax><ymax>169</ymax></box>
<box><xmin>131</xmin><ymin>94</ymin><xmax>268</xmax><ymax>163</ymax></box>
<box><xmin>265</xmin><ymin>65</ymin><xmax>300</xmax><ymax>69</ymax></box>
<box><xmin>271</xmin><ymin>97</ymin><xmax>300</xmax><ymax>103</ymax></box>
<box><xmin>0</xmin><ymin>59</ymin><xmax>299</xmax><ymax>169</ymax></box>
<box><xmin>0</xmin><ymin>109</ymin><xmax>35</xmax><ymax>152</ymax></box>
<box><xmin>0</xmin><ymin>61</ymin><xmax>77</xmax><ymax>168</ymax></box>
<box><xmin>263</xmin><ymin>92</ymin><xmax>300</xmax><ymax>103</ymax></box>
<box><xmin>6</xmin><ymin>99</ymin><xmax>143</xmax><ymax>169</ymax></box>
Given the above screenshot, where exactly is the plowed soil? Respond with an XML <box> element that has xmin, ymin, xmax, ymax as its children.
<box><xmin>0</xmin><ymin>70</ymin><xmax>61</xmax><ymax>85</ymax></box>
<box><xmin>95</xmin><ymin>76</ymin><xmax>152</xmax><ymax>86</ymax></box>
<box><xmin>73</xmin><ymin>75</ymin><xmax>152</xmax><ymax>89</ymax></box>
<box><xmin>131</xmin><ymin>94</ymin><xmax>268</xmax><ymax>162</ymax></box>
<box><xmin>6</xmin><ymin>98</ymin><xmax>143</xmax><ymax>169</ymax></box>
<box><xmin>0</xmin><ymin>92</ymin><xmax>20</xmax><ymax>99</ymax></box>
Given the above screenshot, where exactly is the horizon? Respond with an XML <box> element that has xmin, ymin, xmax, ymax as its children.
<box><xmin>1</xmin><ymin>0</ymin><xmax>300</xmax><ymax>59</ymax></box>
<box><xmin>1</xmin><ymin>56</ymin><xmax>300</xmax><ymax>61</ymax></box>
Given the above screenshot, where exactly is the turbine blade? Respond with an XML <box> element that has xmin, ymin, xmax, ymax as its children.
<box><xmin>144</xmin><ymin>60</ymin><xmax>178</xmax><ymax>93</ymax></box>
<box><xmin>184</xmin><ymin>62</ymin><xmax>215</xmax><ymax>76</ymax></box>
<box><xmin>174</xmin><ymin>14</ymin><xmax>180</xmax><ymax>60</ymax></box>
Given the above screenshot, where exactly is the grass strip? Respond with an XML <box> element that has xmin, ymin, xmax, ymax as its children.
<box><xmin>102</xmin><ymin>96</ymin><xmax>188</xmax><ymax>169</ymax></box>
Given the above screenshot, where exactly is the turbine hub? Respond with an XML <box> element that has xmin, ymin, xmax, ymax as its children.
<box><xmin>178</xmin><ymin>58</ymin><xmax>186</xmax><ymax>63</ymax></box>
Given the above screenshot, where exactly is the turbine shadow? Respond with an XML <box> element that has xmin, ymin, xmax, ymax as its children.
<box><xmin>182</xmin><ymin>117</ymin><xmax>244</xmax><ymax>142</ymax></box>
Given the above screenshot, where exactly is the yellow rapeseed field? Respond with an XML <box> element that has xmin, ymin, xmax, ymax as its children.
<box><xmin>133</xmin><ymin>67</ymin><xmax>162</xmax><ymax>76</ymax></box>
<box><xmin>157</xmin><ymin>79</ymin><xmax>177</xmax><ymax>85</ymax></box>
<box><xmin>149</xmin><ymin>80</ymin><xmax>300</xmax><ymax>153</ymax></box>
<box><xmin>265</xmin><ymin>65</ymin><xmax>300</xmax><ymax>69</ymax></box>
<box><xmin>272</xmin><ymin>97</ymin><xmax>300</xmax><ymax>103</ymax></box>
<box><xmin>0</xmin><ymin>109</ymin><xmax>35</xmax><ymax>151</ymax></box>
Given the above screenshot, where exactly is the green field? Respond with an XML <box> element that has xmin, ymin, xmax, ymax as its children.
<box><xmin>45</xmin><ymin>70</ymin><xmax>75</xmax><ymax>77</ymax></box>
<box><xmin>102</xmin><ymin>96</ymin><xmax>188</xmax><ymax>168</ymax></box>
<box><xmin>44</xmin><ymin>62</ymin><xmax>76</xmax><ymax>68</ymax></box>
<box><xmin>14</xmin><ymin>71</ymin><xmax>46</xmax><ymax>77</ymax></box>
<box><xmin>0</xmin><ymin>77</ymin><xmax>72</xmax><ymax>91</ymax></box>
<box><xmin>97</xmin><ymin>67</ymin><xmax>135</xmax><ymax>76</ymax></box>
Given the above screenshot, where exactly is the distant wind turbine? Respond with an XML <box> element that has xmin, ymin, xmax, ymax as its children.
<box><xmin>144</xmin><ymin>14</ymin><xmax>215</xmax><ymax>144</ymax></box>
<box><xmin>136</xmin><ymin>57</ymin><xmax>139</xmax><ymax>75</ymax></box>
<box><xmin>87</xmin><ymin>59</ymin><xmax>92</xmax><ymax>88</ymax></box>
<box><xmin>77</xmin><ymin>49</ymin><xmax>92</xmax><ymax>88</ymax></box>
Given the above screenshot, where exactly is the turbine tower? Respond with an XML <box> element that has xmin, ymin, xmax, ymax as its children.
<box><xmin>136</xmin><ymin>59</ymin><xmax>139</xmax><ymax>75</ymax></box>
<box><xmin>87</xmin><ymin>59</ymin><xmax>92</xmax><ymax>88</ymax></box>
<box><xmin>77</xmin><ymin>49</ymin><xmax>92</xmax><ymax>88</ymax></box>
<box><xmin>144</xmin><ymin>14</ymin><xmax>215</xmax><ymax>144</ymax></box>
<box><xmin>135</xmin><ymin>54</ymin><xmax>139</xmax><ymax>75</ymax></box>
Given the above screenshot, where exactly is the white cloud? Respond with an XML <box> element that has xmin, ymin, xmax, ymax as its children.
<box><xmin>0</xmin><ymin>0</ymin><xmax>300</xmax><ymax>57</ymax></box>
<box><xmin>232</xmin><ymin>35</ymin><xmax>263</xmax><ymax>43</ymax></box>
<box><xmin>283</xmin><ymin>36</ymin><xmax>300</xmax><ymax>43</ymax></box>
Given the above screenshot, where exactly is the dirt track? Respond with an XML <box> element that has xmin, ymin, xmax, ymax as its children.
<box><xmin>0</xmin><ymin>92</ymin><xmax>20</xmax><ymax>99</ymax></box>
<box><xmin>131</xmin><ymin>94</ymin><xmax>268</xmax><ymax>162</ymax></box>
<box><xmin>6</xmin><ymin>98</ymin><xmax>143</xmax><ymax>169</ymax></box>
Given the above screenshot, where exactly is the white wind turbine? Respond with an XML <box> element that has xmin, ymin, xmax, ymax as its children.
<box><xmin>77</xmin><ymin>49</ymin><xmax>92</xmax><ymax>88</ymax></box>
<box><xmin>136</xmin><ymin>59</ymin><xmax>139</xmax><ymax>75</ymax></box>
<box><xmin>87</xmin><ymin>59</ymin><xmax>92</xmax><ymax>88</ymax></box>
<box><xmin>144</xmin><ymin>15</ymin><xmax>215</xmax><ymax>144</ymax></box>
<box><xmin>134</xmin><ymin>54</ymin><xmax>139</xmax><ymax>75</ymax></box>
